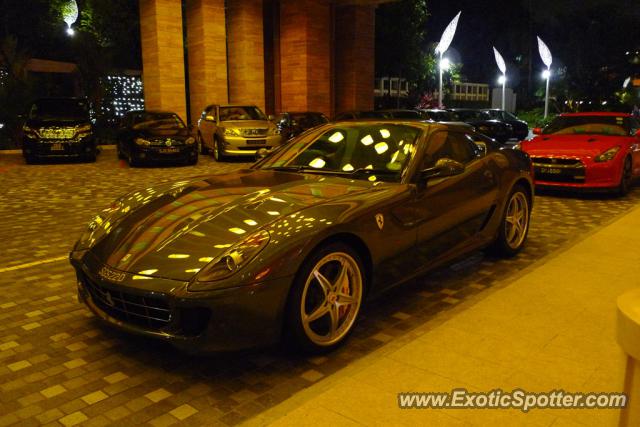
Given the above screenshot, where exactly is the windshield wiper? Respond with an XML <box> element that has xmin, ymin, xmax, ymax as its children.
<box><xmin>263</xmin><ymin>166</ymin><xmax>323</xmax><ymax>173</ymax></box>
<box><xmin>348</xmin><ymin>168</ymin><xmax>398</xmax><ymax>176</ymax></box>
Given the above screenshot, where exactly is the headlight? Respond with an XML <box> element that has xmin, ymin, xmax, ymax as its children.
<box><xmin>594</xmin><ymin>146</ymin><xmax>620</xmax><ymax>162</ymax></box>
<box><xmin>135</xmin><ymin>137</ymin><xmax>151</xmax><ymax>146</ymax></box>
<box><xmin>23</xmin><ymin>125</ymin><xmax>38</xmax><ymax>138</ymax></box>
<box><xmin>190</xmin><ymin>230</ymin><xmax>270</xmax><ymax>288</ymax></box>
<box><xmin>75</xmin><ymin>124</ymin><xmax>92</xmax><ymax>138</ymax></box>
<box><xmin>184</xmin><ymin>137</ymin><xmax>195</xmax><ymax>145</ymax></box>
<box><xmin>223</xmin><ymin>128</ymin><xmax>239</xmax><ymax>136</ymax></box>
<box><xmin>512</xmin><ymin>143</ymin><xmax>522</xmax><ymax>151</ymax></box>
<box><xmin>268</xmin><ymin>126</ymin><xmax>280</xmax><ymax>135</ymax></box>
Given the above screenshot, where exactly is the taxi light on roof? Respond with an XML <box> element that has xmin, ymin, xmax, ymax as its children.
<box><xmin>361</xmin><ymin>135</ymin><xmax>374</xmax><ymax>146</ymax></box>
<box><xmin>328</xmin><ymin>132</ymin><xmax>344</xmax><ymax>143</ymax></box>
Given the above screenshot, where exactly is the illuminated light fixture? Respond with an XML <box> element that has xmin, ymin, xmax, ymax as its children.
<box><xmin>368</xmin><ymin>175</ymin><xmax>377</xmax><ymax>182</ymax></box>
<box><xmin>62</xmin><ymin>0</ymin><xmax>78</xmax><ymax>36</ymax></box>
<box><xmin>342</xmin><ymin>163</ymin><xmax>355</xmax><ymax>172</ymax></box>
<box><xmin>379</xmin><ymin>129</ymin><xmax>391</xmax><ymax>138</ymax></box>
<box><xmin>435</xmin><ymin>11</ymin><xmax>462</xmax><ymax>108</ymax></box>
<box><xmin>623</xmin><ymin>77</ymin><xmax>631</xmax><ymax>89</ymax></box>
<box><xmin>199</xmin><ymin>257</ymin><xmax>214</xmax><ymax>262</ymax></box>
<box><xmin>493</xmin><ymin>47</ymin><xmax>507</xmax><ymax>110</ymax></box>
<box><xmin>137</xmin><ymin>269</ymin><xmax>158</xmax><ymax>275</ymax></box>
<box><xmin>602</xmin><ymin>101</ymin><xmax>608</xmax><ymax>105</ymax></box>
<box><xmin>440</xmin><ymin>58</ymin><xmax>451</xmax><ymax>71</ymax></box>
<box><xmin>360</xmin><ymin>135</ymin><xmax>374</xmax><ymax>146</ymax></box>
<box><xmin>374</xmin><ymin>142</ymin><xmax>389</xmax><ymax>154</ymax></box>
<box><xmin>267</xmin><ymin>211</ymin><xmax>280</xmax><ymax>216</ymax></box>
<box><xmin>309</xmin><ymin>158</ymin><xmax>326</xmax><ymax>168</ymax></box>
<box><xmin>168</xmin><ymin>254</ymin><xmax>190</xmax><ymax>259</ymax></box>
<box><xmin>229</xmin><ymin>227</ymin><xmax>246</xmax><ymax>235</ymax></box>
<box><xmin>213</xmin><ymin>244</ymin><xmax>232</xmax><ymax>249</ymax></box>
<box><xmin>243</xmin><ymin>219</ymin><xmax>258</xmax><ymax>226</ymax></box>
<box><xmin>328</xmin><ymin>132</ymin><xmax>344</xmax><ymax>143</ymax></box>
<box><xmin>537</xmin><ymin>36</ymin><xmax>553</xmax><ymax>118</ymax></box>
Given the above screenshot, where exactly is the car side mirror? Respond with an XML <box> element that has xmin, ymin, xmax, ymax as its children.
<box><xmin>532</xmin><ymin>127</ymin><xmax>542</xmax><ymax>135</ymax></box>
<box><xmin>205</xmin><ymin>115</ymin><xmax>215</xmax><ymax>122</ymax></box>
<box><xmin>420</xmin><ymin>158</ymin><xmax>465</xmax><ymax>182</ymax></box>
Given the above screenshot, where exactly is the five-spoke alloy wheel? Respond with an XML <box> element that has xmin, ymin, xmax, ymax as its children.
<box><xmin>490</xmin><ymin>185</ymin><xmax>531</xmax><ymax>257</ymax></box>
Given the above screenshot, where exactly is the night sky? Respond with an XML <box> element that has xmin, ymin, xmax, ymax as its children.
<box><xmin>425</xmin><ymin>0</ymin><xmax>640</xmax><ymax>86</ymax></box>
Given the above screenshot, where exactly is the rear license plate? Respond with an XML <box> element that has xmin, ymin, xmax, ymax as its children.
<box><xmin>160</xmin><ymin>148</ymin><xmax>179</xmax><ymax>153</ymax></box>
<box><xmin>247</xmin><ymin>139</ymin><xmax>266</xmax><ymax>145</ymax></box>
<box><xmin>51</xmin><ymin>143</ymin><xmax>64</xmax><ymax>151</ymax></box>
<box><xmin>540</xmin><ymin>167</ymin><xmax>561</xmax><ymax>174</ymax></box>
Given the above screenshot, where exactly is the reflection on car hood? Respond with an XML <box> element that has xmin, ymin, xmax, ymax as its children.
<box><xmin>523</xmin><ymin>134</ymin><xmax>631</xmax><ymax>158</ymax></box>
<box><xmin>89</xmin><ymin>169</ymin><xmax>375</xmax><ymax>281</ymax></box>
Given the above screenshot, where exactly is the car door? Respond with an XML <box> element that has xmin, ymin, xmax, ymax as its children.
<box><xmin>199</xmin><ymin>105</ymin><xmax>217</xmax><ymax>150</ymax></box>
<box><xmin>411</xmin><ymin>130</ymin><xmax>499</xmax><ymax>266</ymax></box>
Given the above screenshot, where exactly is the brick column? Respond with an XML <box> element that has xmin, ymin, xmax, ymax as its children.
<box><xmin>139</xmin><ymin>0</ymin><xmax>187</xmax><ymax>121</ymax></box>
<box><xmin>279</xmin><ymin>0</ymin><xmax>332</xmax><ymax>116</ymax></box>
<box><xmin>334</xmin><ymin>5</ymin><xmax>375</xmax><ymax>114</ymax></box>
<box><xmin>185</xmin><ymin>0</ymin><xmax>228</xmax><ymax>124</ymax></box>
<box><xmin>227</xmin><ymin>0</ymin><xmax>266</xmax><ymax>111</ymax></box>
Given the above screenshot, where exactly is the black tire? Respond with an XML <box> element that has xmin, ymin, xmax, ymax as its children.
<box><xmin>212</xmin><ymin>138</ymin><xmax>225</xmax><ymax>162</ymax></box>
<box><xmin>284</xmin><ymin>242</ymin><xmax>366</xmax><ymax>354</ymax></box>
<box><xmin>617</xmin><ymin>157</ymin><xmax>633</xmax><ymax>196</ymax></box>
<box><xmin>198</xmin><ymin>133</ymin><xmax>208</xmax><ymax>155</ymax></box>
<box><xmin>187</xmin><ymin>152</ymin><xmax>198</xmax><ymax>166</ymax></box>
<box><xmin>488</xmin><ymin>184</ymin><xmax>531</xmax><ymax>257</ymax></box>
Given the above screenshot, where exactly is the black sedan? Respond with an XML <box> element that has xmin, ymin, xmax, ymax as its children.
<box><xmin>21</xmin><ymin>97</ymin><xmax>97</xmax><ymax>163</ymax></box>
<box><xmin>483</xmin><ymin>109</ymin><xmax>529</xmax><ymax>141</ymax></box>
<box><xmin>274</xmin><ymin>111</ymin><xmax>329</xmax><ymax>140</ymax></box>
<box><xmin>448</xmin><ymin>109</ymin><xmax>513</xmax><ymax>143</ymax></box>
<box><xmin>70</xmin><ymin>120</ymin><xmax>533</xmax><ymax>353</ymax></box>
<box><xmin>116</xmin><ymin>110</ymin><xmax>198</xmax><ymax>166</ymax></box>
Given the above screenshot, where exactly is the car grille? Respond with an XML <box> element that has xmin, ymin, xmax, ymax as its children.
<box><xmin>81</xmin><ymin>273</ymin><xmax>172</xmax><ymax>330</ymax></box>
<box><xmin>242</xmin><ymin>128</ymin><xmax>268</xmax><ymax>137</ymax></box>
<box><xmin>532</xmin><ymin>157</ymin><xmax>586</xmax><ymax>183</ymax></box>
<box><xmin>149</xmin><ymin>138</ymin><xmax>183</xmax><ymax>146</ymax></box>
<box><xmin>39</xmin><ymin>127</ymin><xmax>76</xmax><ymax>140</ymax></box>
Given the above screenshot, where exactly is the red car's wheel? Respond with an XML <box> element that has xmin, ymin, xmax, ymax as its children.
<box><xmin>617</xmin><ymin>157</ymin><xmax>633</xmax><ymax>196</ymax></box>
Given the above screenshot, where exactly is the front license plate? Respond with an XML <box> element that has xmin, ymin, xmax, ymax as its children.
<box><xmin>160</xmin><ymin>148</ymin><xmax>179</xmax><ymax>153</ymax></box>
<box><xmin>540</xmin><ymin>167</ymin><xmax>562</xmax><ymax>174</ymax></box>
<box><xmin>50</xmin><ymin>143</ymin><xmax>64</xmax><ymax>151</ymax></box>
<box><xmin>247</xmin><ymin>139</ymin><xmax>266</xmax><ymax>145</ymax></box>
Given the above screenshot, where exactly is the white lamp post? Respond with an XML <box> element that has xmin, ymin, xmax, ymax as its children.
<box><xmin>62</xmin><ymin>0</ymin><xmax>79</xmax><ymax>36</ymax></box>
<box><xmin>537</xmin><ymin>36</ymin><xmax>553</xmax><ymax>118</ymax></box>
<box><xmin>435</xmin><ymin>11</ymin><xmax>461</xmax><ymax>109</ymax></box>
<box><xmin>493</xmin><ymin>47</ymin><xmax>507</xmax><ymax>110</ymax></box>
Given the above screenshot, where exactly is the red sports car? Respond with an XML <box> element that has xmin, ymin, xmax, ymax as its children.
<box><xmin>520</xmin><ymin>112</ymin><xmax>640</xmax><ymax>194</ymax></box>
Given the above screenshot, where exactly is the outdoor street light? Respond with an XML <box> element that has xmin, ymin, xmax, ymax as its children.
<box><xmin>537</xmin><ymin>36</ymin><xmax>553</xmax><ymax>118</ymax></box>
<box><xmin>435</xmin><ymin>11</ymin><xmax>461</xmax><ymax>109</ymax></box>
<box><xmin>493</xmin><ymin>47</ymin><xmax>507</xmax><ymax>110</ymax></box>
<box><xmin>440</xmin><ymin>58</ymin><xmax>451</xmax><ymax>71</ymax></box>
<box><xmin>62</xmin><ymin>0</ymin><xmax>78</xmax><ymax>37</ymax></box>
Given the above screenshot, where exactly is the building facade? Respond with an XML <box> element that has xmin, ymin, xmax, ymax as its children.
<box><xmin>139</xmin><ymin>0</ymin><xmax>388</xmax><ymax>123</ymax></box>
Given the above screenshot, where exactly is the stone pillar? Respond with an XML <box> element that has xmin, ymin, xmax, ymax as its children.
<box><xmin>279</xmin><ymin>0</ymin><xmax>332</xmax><ymax>116</ymax></box>
<box><xmin>227</xmin><ymin>0</ymin><xmax>266</xmax><ymax>111</ymax></box>
<box><xmin>334</xmin><ymin>5</ymin><xmax>375</xmax><ymax>114</ymax></box>
<box><xmin>139</xmin><ymin>0</ymin><xmax>187</xmax><ymax>121</ymax></box>
<box><xmin>185</xmin><ymin>0</ymin><xmax>228</xmax><ymax>124</ymax></box>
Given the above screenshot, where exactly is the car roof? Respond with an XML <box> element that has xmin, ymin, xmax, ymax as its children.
<box><xmin>560</xmin><ymin>112</ymin><xmax>632</xmax><ymax>117</ymax></box>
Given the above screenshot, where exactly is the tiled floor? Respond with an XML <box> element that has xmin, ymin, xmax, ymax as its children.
<box><xmin>0</xmin><ymin>148</ymin><xmax>638</xmax><ymax>426</ymax></box>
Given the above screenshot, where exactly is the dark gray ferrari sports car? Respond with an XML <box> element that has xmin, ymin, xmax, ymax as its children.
<box><xmin>70</xmin><ymin>120</ymin><xmax>533</xmax><ymax>353</ymax></box>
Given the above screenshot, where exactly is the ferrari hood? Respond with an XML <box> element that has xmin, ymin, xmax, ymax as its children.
<box><xmin>523</xmin><ymin>134</ymin><xmax>630</xmax><ymax>158</ymax></box>
<box><xmin>88</xmin><ymin>169</ymin><xmax>375</xmax><ymax>281</ymax></box>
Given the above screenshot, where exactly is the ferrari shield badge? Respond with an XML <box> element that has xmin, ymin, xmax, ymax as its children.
<box><xmin>375</xmin><ymin>213</ymin><xmax>384</xmax><ymax>231</ymax></box>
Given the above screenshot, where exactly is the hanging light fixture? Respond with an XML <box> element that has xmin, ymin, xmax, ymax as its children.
<box><xmin>537</xmin><ymin>36</ymin><xmax>553</xmax><ymax>118</ymax></box>
<box><xmin>62</xmin><ymin>0</ymin><xmax>79</xmax><ymax>36</ymax></box>
<box><xmin>493</xmin><ymin>47</ymin><xmax>507</xmax><ymax>110</ymax></box>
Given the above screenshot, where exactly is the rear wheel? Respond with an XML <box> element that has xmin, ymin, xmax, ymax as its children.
<box><xmin>489</xmin><ymin>185</ymin><xmax>531</xmax><ymax>257</ymax></box>
<box><xmin>285</xmin><ymin>243</ymin><xmax>365</xmax><ymax>354</ymax></box>
<box><xmin>617</xmin><ymin>157</ymin><xmax>633</xmax><ymax>196</ymax></box>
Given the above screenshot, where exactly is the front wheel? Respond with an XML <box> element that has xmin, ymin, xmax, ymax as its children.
<box><xmin>212</xmin><ymin>139</ymin><xmax>225</xmax><ymax>162</ymax></box>
<box><xmin>285</xmin><ymin>243</ymin><xmax>365</xmax><ymax>354</ymax></box>
<box><xmin>489</xmin><ymin>185</ymin><xmax>531</xmax><ymax>257</ymax></box>
<box><xmin>617</xmin><ymin>157</ymin><xmax>633</xmax><ymax>196</ymax></box>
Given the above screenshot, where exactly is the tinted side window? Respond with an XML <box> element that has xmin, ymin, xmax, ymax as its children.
<box><xmin>423</xmin><ymin>131</ymin><xmax>477</xmax><ymax>169</ymax></box>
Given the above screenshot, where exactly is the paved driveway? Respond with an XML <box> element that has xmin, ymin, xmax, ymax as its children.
<box><xmin>0</xmin><ymin>148</ymin><xmax>638</xmax><ymax>426</ymax></box>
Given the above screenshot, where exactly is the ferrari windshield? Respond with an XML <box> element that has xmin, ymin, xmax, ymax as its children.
<box><xmin>542</xmin><ymin>115</ymin><xmax>634</xmax><ymax>136</ymax></box>
<box><xmin>257</xmin><ymin>124</ymin><xmax>421</xmax><ymax>182</ymax></box>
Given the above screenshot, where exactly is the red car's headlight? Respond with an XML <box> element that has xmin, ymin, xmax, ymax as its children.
<box><xmin>594</xmin><ymin>146</ymin><xmax>620</xmax><ymax>163</ymax></box>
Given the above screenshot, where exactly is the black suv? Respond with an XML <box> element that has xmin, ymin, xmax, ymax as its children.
<box><xmin>482</xmin><ymin>109</ymin><xmax>529</xmax><ymax>141</ymax></box>
<box><xmin>21</xmin><ymin>98</ymin><xmax>96</xmax><ymax>163</ymax></box>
